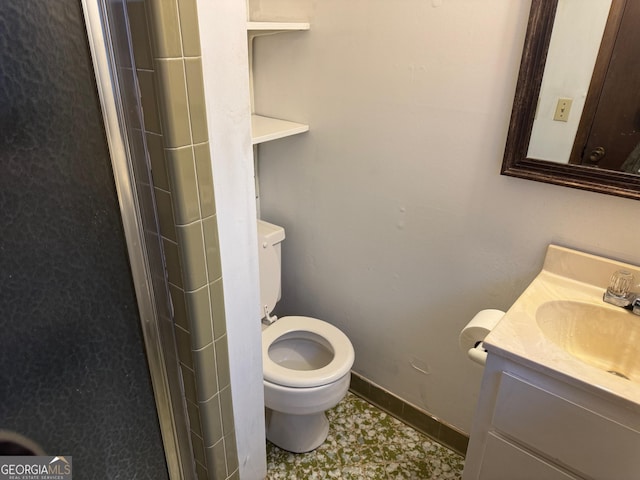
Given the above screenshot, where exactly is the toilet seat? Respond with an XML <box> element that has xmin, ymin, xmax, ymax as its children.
<box><xmin>263</xmin><ymin>316</ymin><xmax>354</xmax><ymax>388</ymax></box>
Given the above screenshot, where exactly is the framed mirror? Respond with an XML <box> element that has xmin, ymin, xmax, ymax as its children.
<box><xmin>502</xmin><ymin>0</ymin><xmax>640</xmax><ymax>200</ymax></box>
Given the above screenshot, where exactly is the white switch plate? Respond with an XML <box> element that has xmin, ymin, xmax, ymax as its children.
<box><xmin>553</xmin><ymin>98</ymin><xmax>572</xmax><ymax>122</ymax></box>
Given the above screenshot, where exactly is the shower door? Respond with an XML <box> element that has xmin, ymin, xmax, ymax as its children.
<box><xmin>0</xmin><ymin>1</ymin><xmax>186</xmax><ymax>478</ymax></box>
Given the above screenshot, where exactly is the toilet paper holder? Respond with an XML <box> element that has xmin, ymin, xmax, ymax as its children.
<box><xmin>459</xmin><ymin>309</ymin><xmax>505</xmax><ymax>367</ymax></box>
<box><xmin>467</xmin><ymin>341</ymin><xmax>489</xmax><ymax>366</ymax></box>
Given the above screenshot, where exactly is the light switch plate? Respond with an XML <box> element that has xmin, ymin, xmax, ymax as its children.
<box><xmin>553</xmin><ymin>98</ymin><xmax>573</xmax><ymax>122</ymax></box>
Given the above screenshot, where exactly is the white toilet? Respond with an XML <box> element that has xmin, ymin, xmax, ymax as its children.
<box><xmin>258</xmin><ymin>220</ymin><xmax>355</xmax><ymax>453</ymax></box>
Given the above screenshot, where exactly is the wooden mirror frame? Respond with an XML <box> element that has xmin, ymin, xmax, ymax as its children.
<box><xmin>501</xmin><ymin>0</ymin><xmax>640</xmax><ymax>200</ymax></box>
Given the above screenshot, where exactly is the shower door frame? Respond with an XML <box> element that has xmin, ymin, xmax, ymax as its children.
<box><xmin>81</xmin><ymin>1</ymin><xmax>194</xmax><ymax>479</ymax></box>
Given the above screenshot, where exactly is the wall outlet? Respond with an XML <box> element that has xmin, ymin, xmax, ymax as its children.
<box><xmin>553</xmin><ymin>98</ymin><xmax>573</xmax><ymax>122</ymax></box>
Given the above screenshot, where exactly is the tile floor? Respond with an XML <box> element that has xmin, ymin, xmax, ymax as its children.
<box><xmin>266</xmin><ymin>392</ymin><xmax>465</xmax><ymax>479</ymax></box>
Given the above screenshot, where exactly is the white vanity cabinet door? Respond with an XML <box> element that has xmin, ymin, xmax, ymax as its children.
<box><xmin>478</xmin><ymin>433</ymin><xmax>579</xmax><ymax>480</ymax></box>
<box><xmin>464</xmin><ymin>354</ymin><xmax>640</xmax><ymax>480</ymax></box>
<box><xmin>493</xmin><ymin>373</ymin><xmax>640</xmax><ymax>480</ymax></box>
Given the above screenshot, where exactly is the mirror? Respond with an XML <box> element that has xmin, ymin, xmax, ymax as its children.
<box><xmin>502</xmin><ymin>0</ymin><xmax>640</xmax><ymax>200</ymax></box>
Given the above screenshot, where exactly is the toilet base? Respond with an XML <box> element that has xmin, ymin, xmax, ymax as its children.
<box><xmin>265</xmin><ymin>409</ymin><xmax>330</xmax><ymax>453</ymax></box>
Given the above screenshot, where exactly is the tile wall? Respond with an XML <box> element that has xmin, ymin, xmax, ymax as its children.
<box><xmin>126</xmin><ymin>1</ymin><xmax>239</xmax><ymax>478</ymax></box>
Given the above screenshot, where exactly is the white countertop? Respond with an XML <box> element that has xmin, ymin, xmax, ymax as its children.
<box><xmin>484</xmin><ymin>245</ymin><xmax>640</xmax><ymax>411</ymax></box>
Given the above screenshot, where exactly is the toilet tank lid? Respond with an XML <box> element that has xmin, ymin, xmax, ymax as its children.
<box><xmin>258</xmin><ymin>219</ymin><xmax>285</xmax><ymax>245</ymax></box>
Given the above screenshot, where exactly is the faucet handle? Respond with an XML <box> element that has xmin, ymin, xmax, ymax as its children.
<box><xmin>608</xmin><ymin>270</ymin><xmax>635</xmax><ymax>296</ymax></box>
<box><xmin>604</xmin><ymin>270</ymin><xmax>635</xmax><ymax>307</ymax></box>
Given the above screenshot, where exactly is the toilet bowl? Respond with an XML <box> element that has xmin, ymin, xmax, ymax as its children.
<box><xmin>257</xmin><ymin>219</ymin><xmax>355</xmax><ymax>453</ymax></box>
<box><xmin>262</xmin><ymin>316</ymin><xmax>354</xmax><ymax>452</ymax></box>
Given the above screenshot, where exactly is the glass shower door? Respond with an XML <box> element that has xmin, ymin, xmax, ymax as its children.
<box><xmin>0</xmin><ymin>1</ymin><xmax>187</xmax><ymax>477</ymax></box>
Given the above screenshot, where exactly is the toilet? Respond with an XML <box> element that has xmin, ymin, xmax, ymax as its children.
<box><xmin>258</xmin><ymin>220</ymin><xmax>355</xmax><ymax>453</ymax></box>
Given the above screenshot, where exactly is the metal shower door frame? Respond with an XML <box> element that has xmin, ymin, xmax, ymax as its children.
<box><xmin>81</xmin><ymin>1</ymin><xmax>195</xmax><ymax>479</ymax></box>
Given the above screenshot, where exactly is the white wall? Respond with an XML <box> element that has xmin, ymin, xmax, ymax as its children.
<box><xmin>196</xmin><ymin>0</ymin><xmax>267</xmax><ymax>478</ymax></box>
<box><xmin>251</xmin><ymin>0</ymin><xmax>640</xmax><ymax>434</ymax></box>
<box><xmin>528</xmin><ymin>0</ymin><xmax>612</xmax><ymax>162</ymax></box>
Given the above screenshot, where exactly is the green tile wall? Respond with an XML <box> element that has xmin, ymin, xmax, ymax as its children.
<box><xmin>126</xmin><ymin>0</ymin><xmax>239</xmax><ymax>478</ymax></box>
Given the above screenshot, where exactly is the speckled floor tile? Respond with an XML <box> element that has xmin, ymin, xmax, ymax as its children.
<box><xmin>266</xmin><ymin>392</ymin><xmax>465</xmax><ymax>479</ymax></box>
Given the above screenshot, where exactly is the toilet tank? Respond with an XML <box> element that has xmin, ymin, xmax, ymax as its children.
<box><xmin>257</xmin><ymin>220</ymin><xmax>285</xmax><ymax>318</ymax></box>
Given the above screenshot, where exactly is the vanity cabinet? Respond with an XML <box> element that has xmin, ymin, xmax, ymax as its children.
<box><xmin>247</xmin><ymin>22</ymin><xmax>309</xmax><ymax>144</ymax></box>
<box><xmin>478</xmin><ymin>433</ymin><xmax>577</xmax><ymax>480</ymax></box>
<box><xmin>463</xmin><ymin>354</ymin><xmax>640</xmax><ymax>480</ymax></box>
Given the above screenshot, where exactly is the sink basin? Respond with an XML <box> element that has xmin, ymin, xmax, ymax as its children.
<box><xmin>536</xmin><ymin>300</ymin><xmax>640</xmax><ymax>383</ymax></box>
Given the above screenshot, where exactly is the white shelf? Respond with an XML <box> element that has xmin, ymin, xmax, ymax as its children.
<box><xmin>251</xmin><ymin>115</ymin><xmax>309</xmax><ymax>144</ymax></box>
<box><xmin>247</xmin><ymin>21</ymin><xmax>310</xmax><ymax>33</ymax></box>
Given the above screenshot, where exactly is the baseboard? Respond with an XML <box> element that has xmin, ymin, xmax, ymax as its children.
<box><xmin>349</xmin><ymin>371</ymin><xmax>469</xmax><ymax>457</ymax></box>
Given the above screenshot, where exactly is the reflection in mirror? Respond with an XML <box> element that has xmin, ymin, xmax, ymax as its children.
<box><xmin>527</xmin><ymin>0</ymin><xmax>611</xmax><ymax>165</ymax></box>
<box><xmin>573</xmin><ymin>0</ymin><xmax>640</xmax><ymax>172</ymax></box>
<box><xmin>501</xmin><ymin>0</ymin><xmax>640</xmax><ymax>200</ymax></box>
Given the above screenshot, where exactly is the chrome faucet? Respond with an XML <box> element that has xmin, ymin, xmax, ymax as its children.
<box><xmin>603</xmin><ymin>269</ymin><xmax>640</xmax><ymax>315</ymax></box>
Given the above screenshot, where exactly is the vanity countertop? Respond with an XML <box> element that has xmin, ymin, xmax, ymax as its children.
<box><xmin>483</xmin><ymin>244</ymin><xmax>640</xmax><ymax>411</ymax></box>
